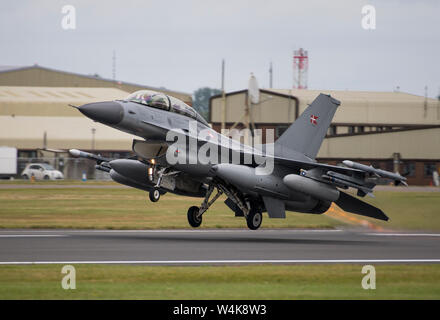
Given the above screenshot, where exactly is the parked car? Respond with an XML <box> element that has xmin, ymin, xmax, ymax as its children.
<box><xmin>21</xmin><ymin>163</ymin><xmax>64</xmax><ymax>180</ymax></box>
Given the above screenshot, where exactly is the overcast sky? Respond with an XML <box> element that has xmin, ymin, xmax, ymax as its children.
<box><xmin>0</xmin><ymin>0</ymin><xmax>439</xmax><ymax>97</ymax></box>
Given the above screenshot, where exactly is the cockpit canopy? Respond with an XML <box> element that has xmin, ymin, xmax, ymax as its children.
<box><xmin>125</xmin><ymin>90</ymin><xmax>209</xmax><ymax>126</ymax></box>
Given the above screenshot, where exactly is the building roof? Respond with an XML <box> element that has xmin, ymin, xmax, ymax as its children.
<box><xmin>266</xmin><ymin>89</ymin><xmax>438</xmax><ymax>104</ymax></box>
<box><xmin>0</xmin><ymin>65</ymin><xmax>23</xmax><ymax>72</ymax></box>
<box><xmin>210</xmin><ymin>88</ymin><xmax>440</xmax><ymax>126</ymax></box>
<box><xmin>0</xmin><ymin>64</ymin><xmax>191</xmax><ymax>103</ymax></box>
<box><xmin>0</xmin><ymin>86</ymin><xmax>128</xmax><ymax>102</ymax></box>
<box><xmin>0</xmin><ymin>86</ymin><xmax>134</xmax><ymax>150</ymax></box>
<box><xmin>0</xmin><ymin>86</ymin><xmax>130</xmax><ymax>118</ymax></box>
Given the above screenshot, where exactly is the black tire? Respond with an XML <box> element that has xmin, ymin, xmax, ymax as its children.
<box><xmin>187</xmin><ymin>206</ymin><xmax>202</xmax><ymax>228</ymax></box>
<box><xmin>44</xmin><ymin>175</ymin><xmax>50</xmax><ymax>180</ymax></box>
<box><xmin>22</xmin><ymin>174</ymin><xmax>29</xmax><ymax>180</ymax></box>
<box><xmin>149</xmin><ymin>189</ymin><xmax>160</xmax><ymax>202</ymax></box>
<box><xmin>246</xmin><ymin>210</ymin><xmax>263</xmax><ymax>230</ymax></box>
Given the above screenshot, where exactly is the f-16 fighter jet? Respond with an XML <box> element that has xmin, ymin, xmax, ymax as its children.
<box><xmin>69</xmin><ymin>90</ymin><xmax>407</xmax><ymax>230</ymax></box>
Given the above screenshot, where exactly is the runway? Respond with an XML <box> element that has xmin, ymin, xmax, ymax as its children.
<box><xmin>0</xmin><ymin>229</ymin><xmax>439</xmax><ymax>265</ymax></box>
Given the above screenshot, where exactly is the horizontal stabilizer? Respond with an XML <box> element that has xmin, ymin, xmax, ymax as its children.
<box><xmin>335</xmin><ymin>191</ymin><xmax>389</xmax><ymax>221</ymax></box>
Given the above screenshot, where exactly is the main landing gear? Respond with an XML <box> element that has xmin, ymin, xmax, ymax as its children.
<box><xmin>187</xmin><ymin>184</ymin><xmax>223</xmax><ymax>228</ymax></box>
<box><xmin>187</xmin><ymin>206</ymin><xmax>202</xmax><ymax>228</ymax></box>
<box><xmin>186</xmin><ymin>183</ymin><xmax>263</xmax><ymax>230</ymax></box>
<box><xmin>246</xmin><ymin>208</ymin><xmax>263</xmax><ymax>230</ymax></box>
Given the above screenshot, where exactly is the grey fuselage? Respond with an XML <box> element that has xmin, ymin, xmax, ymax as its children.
<box><xmin>82</xmin><ymin>99</ymin><xmax>327</xmax><ymax>214</ymax></box>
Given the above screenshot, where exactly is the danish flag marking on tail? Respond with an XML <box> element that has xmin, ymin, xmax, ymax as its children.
<box><xmin>310</xmin><ymin>114</ymin><xmax>318</xmax><ymax>125</ymax></box>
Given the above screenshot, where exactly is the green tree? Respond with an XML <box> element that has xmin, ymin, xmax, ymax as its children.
<box><xmin>192</xmin><ymin>87</ymin><xmax>222</xmax><ymax>121</ymax></box>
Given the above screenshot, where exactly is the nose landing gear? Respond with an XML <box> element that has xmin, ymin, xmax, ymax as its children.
<box><xmin>149</xmin><ymin>188</ymin><xmax>160</xmax><ymax>202</ymax></box>
<box><xmin>146</xmin><ymin>163</ymin><xmax>177</xmax><ymax>203</ymax></box>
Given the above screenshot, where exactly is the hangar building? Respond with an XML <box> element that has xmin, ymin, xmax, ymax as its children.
<box><xmin>0</xmin><ymin>65</ymin><xmax>192</xmax><ymax>178</ymax></box>
<box><xmin>210</xmin><ymin>89</ymin><xmax>440</xmax><ymax>185</ymax></box>
<box><xmin>0</xmin><ymin>65</ymin><xmax>191</xmax><ymax>103</ymax></box>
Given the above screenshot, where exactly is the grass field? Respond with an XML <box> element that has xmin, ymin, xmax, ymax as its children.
<box><xmin>1</xmin><ymin>183</ymin><xmax>439</xmax><ymax>300</ymax></box>
<box><xmin>0</xmin><ymin>179</ymin><xmax>117</xmax><ymax>185</ymax></box>
<box><xmin>0</xmin><ymin>184</ymin><xmax>439</xmax><ymax>230</ymax></box>
<box><xmin>0</xmin><ymin>186</ymin><xmax>340</xmax><ymax>229</ymax></box>
<box><xmin>0</xmin><ymin>264</ymin><xmax>439</xmax><ymax>299</ymax></box>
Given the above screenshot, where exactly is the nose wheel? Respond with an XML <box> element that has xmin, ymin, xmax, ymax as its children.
<box><xmin>149</xmin><ymin>188</ymin><xmax>160</xmax><ymax>202</ymax></box>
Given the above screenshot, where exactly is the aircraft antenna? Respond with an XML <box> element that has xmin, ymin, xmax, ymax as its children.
<box><xmin>269</xmin><ymin>62</ymin><xmax>273</xmax><ymax>88</ymax></box>
<box><xmin>221</xmin><ymin>59</ymin><xmax>226</xmax><ymax>131</ymax></box>
<box><xmin>424</xmin><ymin>85</ymin><xmax>428</xmax><ymax>118</ymax></box>
<box><xmin>112</xmin><ymin>50</ymin><xmax>116</xmax><ymax>81</ymax></box>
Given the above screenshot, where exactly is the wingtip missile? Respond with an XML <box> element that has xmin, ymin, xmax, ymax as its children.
<box><xmin>69</xmin><ymin>149</ymin><xmax>81</xmax><ymax>157</ymax></box>
<box><xmin>69</xmin><ymin>149</ymin><xmax>110</xmax><ymax>163</ymax></box>
<box><xmin>343</xmin><ymin>159</ymin><xmax>407</xmax><ymax>183</ymax></box>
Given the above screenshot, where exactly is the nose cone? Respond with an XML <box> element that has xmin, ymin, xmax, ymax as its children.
<box><xmin>78</xmin><ymin>101</ymin><xmax>124</xmax><ymax>125</ymax></box>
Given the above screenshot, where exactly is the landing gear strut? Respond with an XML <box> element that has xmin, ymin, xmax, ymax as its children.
<box><xmin>187</xmin><ymin>184</ymin><xmax>223</xmax><ymax>228</ymax></box>
<box><xmin>186</xmin><ymin>182</ymin><xmax>263</xmax><ymax>230</ymax></box>
<box><xmin>146</xmin><ymin>163</ymin><xmax>178</xmax><ymax>203</ymax></box>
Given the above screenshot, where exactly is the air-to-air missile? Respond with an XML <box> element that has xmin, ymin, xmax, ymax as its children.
<box><xmin>343</xmin><ymin>160</ymin><xmax>408</xmax><ymax>186</ymax></box>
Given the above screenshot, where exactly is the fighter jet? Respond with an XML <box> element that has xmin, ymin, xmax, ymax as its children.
<box><xmin>69</xmin><ymin>90</ymin><xmax>407</xmax><ymax>230</ymax></box>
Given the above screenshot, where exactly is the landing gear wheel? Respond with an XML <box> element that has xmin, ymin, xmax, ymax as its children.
<box><xmin>149</xmin><ymin>189</ymin><xmax>160</xmax><ymax>202</ymax></box>
<box><xmin>246</xmin><ymin>210</ymin><xmax>262</xmax><ymax>230</ymax></box>
<box><xmin>187</xmin><ymin>206</ymin><xmax>202</xmax><ymax>228</ymax></box>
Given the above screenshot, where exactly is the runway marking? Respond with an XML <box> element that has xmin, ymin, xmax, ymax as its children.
<box><xmin>0</xmin><ymin>229</ymin><xmax>343</xmax><ymax>234</ymax></box>
<box><xmin>1</xmin><ymin>259</ymin><xmax>440</xmax><ymax>265</ymax></box>
<box><xmin>365</xmin><ymin>233</ymin><xmax>440</xmax><ymax>237</ymax></box>
<box><xmin>0</xmin><ymin>235</ymin><xmax>66</xmax><ymax>238</ymax></box>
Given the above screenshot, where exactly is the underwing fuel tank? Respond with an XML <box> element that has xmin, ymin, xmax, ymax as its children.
<box><xmin>110</xmin><ymin>159</ymin><xmax>148</xmax><ymax>182</ymax></box>
<box><xmin>109</xmin><ymin>159</ymin><xmax>204</xmax><ymax>197</ymax></box>
<box><xmin>110</xmin><ymin>159</ymin><xmax>177</xmax><ymax>190</ymax></box>
<box><xmin>109</xmin><ymin>159</ymin><xmax>155</xmax><ymax>191</ymax></box>
<box><xmin>212</xmin><ymin>164</ymin><xmax>292</xmax><ymax>198</ymax></box>
<box><xmin>283</xmin><ymin>174</ymin><xmax>340</xmax><ymax>202</ymax></box>
<box><xmin>109</xmin><ymin>169</ymin><xmax>153</xmax><ymax>192</ymax></box>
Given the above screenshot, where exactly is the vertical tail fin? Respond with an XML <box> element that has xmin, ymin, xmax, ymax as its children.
<box><xmin>275</xmin><ymin>93</ymin><xmax>340</xmax><ymax>159</ymax></box>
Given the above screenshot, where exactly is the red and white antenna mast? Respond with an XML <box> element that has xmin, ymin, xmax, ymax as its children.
<box><xmin>293</xmin><ymin>48</ymin><xmax>308</xmax><ymax>89</ymax></box>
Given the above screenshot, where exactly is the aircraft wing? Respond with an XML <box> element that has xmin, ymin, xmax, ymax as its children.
<box><xmin>272</xmin><ymin>156</ymin><xmax>365</xmax><ymax>176</ymax></box>
<box><xmin>269</xmin><ymin>155</ymin><xmax>407</xmax><ymax>198</ymax></box>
